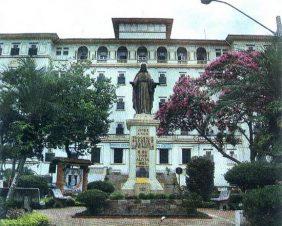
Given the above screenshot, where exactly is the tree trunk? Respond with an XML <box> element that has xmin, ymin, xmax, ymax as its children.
<box><xmin>248</xmin><ymin>122</ymin><xmax>256</xmax><ymax>162</ymax></box>
<box><xmin>65</xmin><ymin>143</ymin><xmax>71</xmax><ymax>158</ymax></box>
<box><xmin>6</xmin><ymin>157</ymin><xmax>26</xmax><ymax>201</ymax></box>
<box><xmin>10</xmin><ymin>158</ymin><xmax>17</xmax><ymax>180</ymax></box>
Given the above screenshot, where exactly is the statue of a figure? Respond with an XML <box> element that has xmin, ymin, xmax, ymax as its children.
<box><xmin>130</xmin><ymin>64</ymin><xmax>158</xmax><ymax>114</ymax></box>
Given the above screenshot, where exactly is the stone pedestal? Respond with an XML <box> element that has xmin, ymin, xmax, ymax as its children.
<box><xmin>122</xmin><ymin>114</ymin><xmax>163</xmax><ymax>195</ymax></box>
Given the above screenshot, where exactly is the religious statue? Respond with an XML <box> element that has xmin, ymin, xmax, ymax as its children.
<box><xmin>130</xmin><ymin>64</ymin><xmax>158</xmax><ymax>114</ymax></box>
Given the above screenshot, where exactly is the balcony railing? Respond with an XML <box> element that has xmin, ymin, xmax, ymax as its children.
<box><xmin>137</xmin><ymin>56</ymin><xmax>147</xmax><ymax>63</ymax></box>
<box><xmin>197</xmin><ymin>60</ymin><xmax>207</xmax><ymax>64</ymax></box>
<box><xmin>157</xmin><ymin>59</ymin><xmax>167</xmax><ymax>63</ymax></box>
<box><xmin>117</xmin><ymin>59</ymin><xmax>127</xmax><ymax>63</ymax></box>
<box><xmin>178</xmin><ymin>60</ymin><xmax>187</xmax><ymax>64</ymax></box>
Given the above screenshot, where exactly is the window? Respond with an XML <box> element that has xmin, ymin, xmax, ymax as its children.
<box><xmin>117</xmin><ymin>46</ymin><xmax>128</xmax><ymax>63</ymax></box>
<box><xmin>116</xmin><ymin>98</ymin><xmax>125</xmax><ymax>110</ymax></box>
<box><xmin>117</xmin><ymin>73</ymin><xmax>125</xmax><ymax>85</ymax></box>
<box><xmin>0</xmin><ymin>43</ymin><xmax>2</xmax><ymax>55</ymax></box>
<box><xmin>56</xmin><ymin>47</ymin><xmax>62</xmax><ymax>55</ymax></box>
<box><xmin>222</xmin><ymin>49</ymin><xmax>228</xmax><ymax>54</ymax></box>
<box><xmin>182</xmin><ymin>148</ymin><xmax>191</xmax><ymax>164</ymax></box>
<box><xmin>77</xmin><ymin>46</ymin><xmax>88</xmax><ymax>60</ymax></box>
<box><xmin>28</xmin><ymin>44</ymin><xmax>38</xmax><ymax>56</ymax></box>
<box><xmin>204</xmin><ymin>150</ymin><xmax>214</xmax><ymax>162</ymax></box>
<box><xmin>137</xmin><ymin>46</ymin><xmax>148</xmax><ymax>62</ymax></box>
<box><xmin>159</xmin><ymin>98</ymin><xmax>166</xmax><ymax>109</ymax></box>
<box><xmin>177</xmin><ymin>47</ymin><xmax>188</xmax><ymax>63</ymax></box>
<box><xmin>10</xmin><ymin>43</ymin><xmax>20</xmax><ymax>56</ymax></box>
<box><xmin>91</xmin><ymin>147</ymin><xmax>101</xmax><ymax>163</ymax></box>
<box><xmin>97</xmin><ymin>46</ymin><xmax>108</xmax><ymax>61</ymax></box>
<box><xmin>159</xmin><ymin>149</ymin><xmax>169</xmax><ymax>164</ymax></box>
<box><xmin>97</xmin><ymin>73</ymin><xmax>105</xmax><ymax>82</ymax></box>
<box><xmin>246</xmin><ymin>44</ymin><xmax>255</xmax><ymax>51</ymax></box>
<box><xmin>159</xmin><ymin>74</ymin><xmax>167</xmax><ymax>85</ymax></box>
<box><xmin>114</xmin><ymin>148</ymin><xmax>123</xmax><ymax>163</ymax></box>
<box><xmin>157</xmin><ymin>47</ymin><xmax>167</xmax><ymax>63</ymax></box>
<box><xmin>215</xmin><ymin>49</ymin><xmax>221</xmax><ymax>57</ymax></box>
<box><xmin>63</xmin><ymin>47</ymin><xmax>69</xmax><ymax>55</ymax></box>
<box><xmin>196</xmin><ymin>47</ymin><xmax>207</xmax><ymax>64</ymax></box>
<box><xmin>116</xmin><ymin>123</ymin><xmax>124</xmax><ymax>135</ymax></box>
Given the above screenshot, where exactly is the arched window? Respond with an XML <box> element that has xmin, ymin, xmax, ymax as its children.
<box><xmin>117</xmin><ymin>46</ymin><xmax>128</xmax><ymax>63</ymax></box>
<box><xmin>77</xmin><ymin>46</ymin><xmax>88</xmax><ymax>60</ymax></box>
<box><xmin>177</xmin><ymin>47</ymin><xmax>188</xmax><ymax>63</ymax></box>
<box><xmin>157</xmin><ymin>47</ymin><xmax>167</xmax><ymax>63</ymax></box>
<box><xmin>97</xmin><ymin>46</ymin><xmax>108</xmax><ymax>61</ymax></box>
<box><xmin>196</xmin><ymin>47</ymin><xmax>207</xmax><ymax>64</ymax></box>
<box><xmin>137</xmin><ymin>46</ymin><xmax>148</xmax><ymax>63</ymax></box>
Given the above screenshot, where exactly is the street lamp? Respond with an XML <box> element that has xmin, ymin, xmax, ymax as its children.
<box><xmin>200</xmin><ymin>0</ymin><xmax>277</xmax><ymax>35</ymax></box>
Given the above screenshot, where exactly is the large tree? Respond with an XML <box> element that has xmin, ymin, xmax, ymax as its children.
<box><xmin>47</xmin><ymin>61</ymin><xmax>116</xmax><ymax>158</ymax></box>
<box><xmin>0</xmin><ymin>58</ymin><xmax>57</xmax><ymax>200</ymax></box>
<box><xmin>156</xmin><ymin>47</ymin><xmax>278</xmax><ymax>162</ymax></box>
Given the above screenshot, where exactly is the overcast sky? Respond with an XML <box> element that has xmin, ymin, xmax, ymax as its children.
<box><xmin>0</xmin><ymin>0</ymin><xmax>281</xmax><ymax>39</ymax></box>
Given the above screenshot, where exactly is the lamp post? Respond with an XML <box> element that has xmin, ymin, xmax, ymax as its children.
<box><xmin>200</xmin><ymin>0</ymin><xmax>277</xmax><ymax>35</ymax></box>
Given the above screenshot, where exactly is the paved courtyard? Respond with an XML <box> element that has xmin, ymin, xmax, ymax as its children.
<box><xmin>38</xmin><ymin>207</ymin><xmax>235</xmax><ymax>226</ymax></box>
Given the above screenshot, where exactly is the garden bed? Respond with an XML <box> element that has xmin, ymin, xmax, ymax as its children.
<box><xmin>74</xmin><ymin>199</ymin><xmax>210</xmax><ymax>218</ymax></box>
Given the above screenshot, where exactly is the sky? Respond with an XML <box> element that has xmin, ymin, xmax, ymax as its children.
<box><xmin>0</xmin><ymin>0</ymin><xmax>281</xmax><ymax>40</ymax></box>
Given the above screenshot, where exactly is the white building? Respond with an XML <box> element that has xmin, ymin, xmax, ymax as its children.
<box><xmin>0</xmin><ymin>18</ymin><xmax>273</xmax><ymax>188</ymax></box>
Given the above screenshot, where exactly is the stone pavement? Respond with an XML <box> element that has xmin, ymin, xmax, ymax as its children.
<box><xmin>38</xmin><ymin>207</ymin><xmax>235</xmax><ymax>226</ymax></box>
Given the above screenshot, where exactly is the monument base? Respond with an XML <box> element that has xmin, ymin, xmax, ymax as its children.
<box><xmin>121</xmin><ymin>114</ymin><xmax>163</xmax><ymax>195</ymax></box>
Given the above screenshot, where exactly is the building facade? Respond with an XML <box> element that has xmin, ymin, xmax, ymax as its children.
<box><xmin>0</xmin><ymin>18</ymin><xmax>273</xmax><ymax>187</ymax></box>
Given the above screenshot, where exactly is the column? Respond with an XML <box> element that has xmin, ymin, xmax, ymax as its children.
<box><xmin>56</xmin><ymin>162</ymin><xmax>64</xmax><ymax>192</ymax></box>
<box><xmin>82</xmin><ymin>166</ymin><xmax>89</xmax><ymax>191</ymax></box>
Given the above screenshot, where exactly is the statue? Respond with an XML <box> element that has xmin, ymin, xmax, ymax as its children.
<box><xmin>130</xmin><ymin>64</ymin><xmax>158</xmax><ymax>114</ymax></box>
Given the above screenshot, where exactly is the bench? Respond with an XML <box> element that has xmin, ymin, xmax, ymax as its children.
<box><xmin>211</xmin><ymin>190</ymin><xmax>231</xmax><ymax>210</ymax></box>
<box><xmin>51</xmin><ymin>188</ymin><xmax>73</xmax><ymax>208</ymax></box>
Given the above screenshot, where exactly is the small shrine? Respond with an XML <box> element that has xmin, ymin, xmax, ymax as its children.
<box><xmin>50</xmin><ymin>157</ymin><xmax>92</xmax><ymax>193</ymax></box>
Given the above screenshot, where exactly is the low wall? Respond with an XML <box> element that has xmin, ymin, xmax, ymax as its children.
<box><xmin>98</xmin><ymin>199</ymin><xmax>199</xmax><ymax>217</ymax></box>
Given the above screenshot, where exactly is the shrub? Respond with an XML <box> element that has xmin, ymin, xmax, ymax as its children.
<box><xmin>109</xmin><ymin>192</ymin><xmax>124</xmax><ymax>200</ymax></box>
<box><xmin>87</xmin><ymin>181</ymin><xmax>115</xmax><ymax>194</ymax></box>
<box><xmin>229</xmin><ymin>193</ymin><xmax>243</xmax><ymax>210</ymax></box>
<box><xmin>224</xmin><ymin>162</ymin><xmax>279</xmax><ymax>191</ymax></box>
<box><xmin>0</xmin><ymin>212</ymin><xmax>49</xmax><ymax>226</ymax></box>
<box><xmin>186</xmin><ymin>157</ymin><xmax>214</xmax><ymax>201</ymax></box>
<box><xmin>138</xmin><ymin>193</ymin><xmax>146</xmax><ymax>199</ymax></box>
<box><xmin>243</xmin><ymin>185</ymin><xmax>282</xmax><ymax>226</ymax></box>
<box><xmin>182</xmin><ymin>193</ymin><xmax>202</xmax><ymax>213</ymax></box>
<box><xmin>17</xmin><ymin>175</ymin><xmax>49</xmax><ymax>197</ymax></box>
<box><xmin>168</xmin><ymin>194</ymin><xmax>176</xmax><ymax>200</ymax></box>
<box><xmin>154</xmin><ymin>193</ymin><xmax>167</xmax><ymax>199</ymax></box>
<box><xmin>77</xmin><ymin>189</ymin><xmax>108</xmax><ymax>213</ymax></box>
<box><xmin>146</xmin><ymin>193</ymin><xmax>155</xmax><ymax>200</ymax></box>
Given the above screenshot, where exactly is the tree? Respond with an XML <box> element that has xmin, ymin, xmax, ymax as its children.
<box><xmin>156</xmin><ymin>48</ymin><xmax>277</xmax><ymax>162</ymax></box>
<box><xmin>186</xmin><ymin>156</ymin><xmax>214</xmax><ymax>201</ymax></box>
<box><xmin>47</xmin><ymin>61</ymin><xmax>116</xmax><ymax>158</ymax></box>
<box><xmin>0</xmin><ymin>58</ymin><xmax>57</xmax><ymax>201</ymax></box>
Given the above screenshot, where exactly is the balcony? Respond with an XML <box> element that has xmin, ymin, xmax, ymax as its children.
<box><xmin>178</xmin><ymin>60</ymin><xmax>187</xmax><ymax>64</ymax></box>
<box><xmin>197</xmin><ymin>60</ymin><xmax>207</xmax><ymax>64</ymax></box>
<box><xmin>117</xmin><ymin>59</ymin><xmax>127</xmax><ymax>63</ymax></box>
<box><xmin>137</xmin><ymin>56</ymin><xmax>147</xmax><ymax>63</ymax></box>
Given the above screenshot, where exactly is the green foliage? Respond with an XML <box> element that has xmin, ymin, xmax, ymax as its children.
<box><xmin>154</xmin><ymin>193</ymin><xmax>167</xmax><ymax>199</ymax></box>
<box><xmin>109</xmin><ymin>192</ymin><xmax>124</xmax><ymax>200</ymax></box>
<box><xmin>77</xmin><ymin>189</ymin><xmax>108</xmax><ymax>214</ymax></box>
<box><xmin>0</xmin><ymin>212</ymin><xmax>50</xmax><ymax>226</ymax></box>
<box><xmin>186</xmin><ymin>157</ymin><xmax>214</xmax><ymax>201</ymax></box>
<box><xmin>228</xmin><ymin>193</ymin><xmax>243</xmax><ymax>210</ymax></box>
<box><xmin>138</xmin><ymin>193</ymin><xmax>146</xmax><ymax>200</ymax></box>
<box><xmin>17</xmin><ymin>175</ymin><xmax>49</xmax><ymax>197</ymax></box>
<box><xmin>243</xmin><ymin>185</ymin><xmax>282</xmax><ymax>226</ymax></box>
<box><xmin>168</xmin><ymin>194</ymin><xmax>177</xmax><ymax>200</ymax></box>
<box><xmin>87</xmin><ymin>181</ymin><xmax>115</xmax><ymax>194</ymax></box>
<box><xmin>182</xmin><ymin>193</ymin><xmax>202</xmax><ymax>213</ymax></box>
<box><xmin>224</xmin><ymin>162</ymin><xmax>279</xmax><ymax>191</ymax></box>
<box><xmin>47</xmin><ymin>61</ymin><xmax>116</xmax><ymax>157</ymax></box>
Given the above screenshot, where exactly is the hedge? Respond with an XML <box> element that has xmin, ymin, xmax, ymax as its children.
<box><xmin>0</xmin><ymin>212</ymin><xmax>49</xmax><ymax>226</ymax></box>
<box><xmin>186</xmin><ymin>157</ymin><xmax>214</xmax><ymax>201</ymax></box>
<box><xmin>77</xmin><ymin>189</ymin><xmax>108</xmax><ymax>213</ymax></box>
<box><xmin>224</xmin><ymin>162</ymin><xmax>279</xmax><ymax>191</ymax></box>
<box><xmin>243</xmin><ymin>185</ymin><xmax>282</xmax><ymax>226</ymax></box>
<box><xmin>17</xmin><ymin>175</ymin><xmax>49</xmax><ymax>197</ymax></box>
<box><xmin>87</xmin><ymin>181</ymin><xmax>115</xmax><ymax>194</ymax></box>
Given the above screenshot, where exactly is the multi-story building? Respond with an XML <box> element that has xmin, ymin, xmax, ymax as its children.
<box><xmin>0</xmin><ymin>18</ymin><xmax>274</xmax><ymax>188</ymax></box>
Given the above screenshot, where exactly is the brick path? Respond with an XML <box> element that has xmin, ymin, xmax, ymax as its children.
<box><xmin>38</xmin><ymin>207</ymin><xmax>235</xmax><ymax>226</ymax></box>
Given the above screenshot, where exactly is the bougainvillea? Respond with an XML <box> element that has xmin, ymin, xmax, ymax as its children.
<box><xmin>156</xmin><ymin>50</ymin><xmax>272</xmax><ymax>162</ymax></box>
